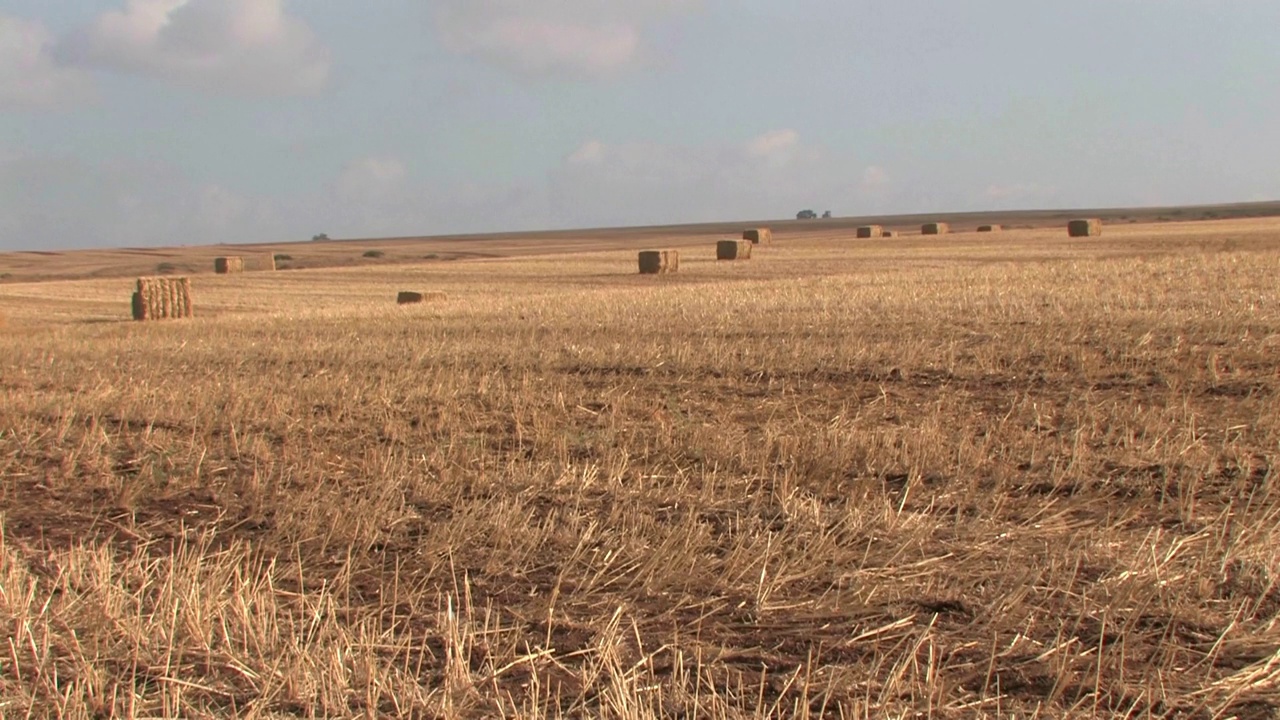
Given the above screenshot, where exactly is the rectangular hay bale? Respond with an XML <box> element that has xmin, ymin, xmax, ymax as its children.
<box><xmin>1068</xmin><ymin>219</ymin><xmax>1103</xmax><ymax>237</ymax></box>
<box><xmin>922</xmin><ymin>222</ymin><xmax>950</xmax><ymax>235</ymax></box>
<box><xmin>132</xmin><ymin>276</ymin><xmax>192</xmax><ymax>321</ymax></box>
<box><xmin>882</xmin><ymin>230</ymin><xmax>898</xmax><ymax>238</ymax></box>
<box><xmin>716</xmin><ymin>240</ymin><xmax>753</xmax><ymax>260</ymax></box>
<box><xmin>977</xmin><ymin>225</ymin><xmax>1001</xmax><ymax>232</ymax></box>
<box><xmin>397</xmin><ymin>291</ymin><xmax>448</xmax><ymax>304</ymax></box>
<box><xmin>743</xmin><ymin>228</ymin><xmax>772</xmax><ymax>245</ymax></box>
<box><xmin>856</xmin><ymin>225</ymin><xmax>882</xmax><ymax>239</ymax></box>
<box><xmin>214</xmin><ymin>257</ymin><xmax>244</xmax><ymax>274</ymax></box>
<box><xmin>638</xmin><ymin>250</ymin><xmax>679</xmax><ymax>275</ymax></box>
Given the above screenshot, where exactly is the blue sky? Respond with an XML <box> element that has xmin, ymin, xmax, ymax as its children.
<box><xmin>1</xmin><ymin>0</ymin><xmax>1278</xmax><ymax>250</ymax></box>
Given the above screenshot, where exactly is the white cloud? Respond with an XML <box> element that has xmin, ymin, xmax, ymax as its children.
<box><xmin>548</xmin><ymin>130</ymin><xmax>845</xmax><ymax>227</ymax></box>
<box><xmin>60</xmin><ymin>0</ymin><xmax>329</xmax><ymax>96</ymax></box>
<box><xmin>862</xmin><ymin>165</ymin><xmax>890</xmax><ymax>188</ymax></box>
<box><xmin>434</xmin><ymin>1</ymin><xmax>697</xmax><ymax>78</ymax></box>
<box><xmin>0</xmin><ymin>15</ymin><xmax>93</xmax><ymax>109</ymax></box>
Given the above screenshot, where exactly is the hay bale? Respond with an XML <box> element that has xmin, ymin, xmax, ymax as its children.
<box><xmin>261</xmin><ymin>253</ymin><xmax>276</xmax><ymax>271</ymax></box>
<box><xmin>922</xmin><ymin>222</ymin><xmax>950</xmax><ymax>235</ymax></box>
<box><xmin>132</xmin><ymin>277</ymin><xmax>192</xmax><ymax>321</ymax></box>
<box><xmin>743</xmin><ymin>228</ymin><xmax>773</xmax><ymax>245</ymax></box>
<box><xmin>397</xmin><ymin>291</ymin><xmax>447</xmax><ymax>305</ymax></box>
<box><xmin>716</xmin><ymin>240</ymin><xmax>753</xmax><ymax>260</ymax></box>
<box><xmin>882</xmin><ymin>230</ymin><xmax>898</xmax><ymax>238</ymax></box>
<box><xmin>214</xmin><ymin>257</ymin><xmax>244</xmax><ymax>274</ymax></box>
<box><xmin>1068</xmin><ymin>219</ymin><xmax>1103</xmax><ymax>237</ymax></box>
<box><xmin>977</xmin><ymin>225</ymin><xmax>1002</xmax><ymax>232</ymax></box>
<box><xmin>856</xmin><ymin>225</ymin><xmax>882</xmax><ymax>239</ymax></box>
<box><xmin>638</xmin><ymin>250</ymin><xmax>679</xmax><ymax>275</ymax></box>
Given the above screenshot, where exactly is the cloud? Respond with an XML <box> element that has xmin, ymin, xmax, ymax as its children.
<box><xmin>434</xmin><ymin>1</ymin><xmax>697</xmax><ymax>78</ymax></box>
<box><xmin>0</xmin><ymin>15</ymin><xmax>94</xmax><ymax>109</ymax></box>
<box><xmin>59</xmin><ymin>0</ymin><xmax>329</xmax><ymax>95</ymax></box>
<box><xmin>984</xmin><ymin>182</ymin><xmax>1059</xmax><ymax>206</ymax></box>
<box><xmin>549</xmin><ymin>129</ymin><xmax>847</xmax><ymax>227</ymax></box>
<box><xmin>861</xmin><ymin>165</ymin><xmax>890</xmax><ymax>188</ymax></box>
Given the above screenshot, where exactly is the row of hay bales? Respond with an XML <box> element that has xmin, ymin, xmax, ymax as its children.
<box><xmin>130</xmin><ymin>275</ymin><xmax>446</xmax><ymax>321</ymax></box>
<box><xmin>853</xmin><ymin>220</ymin><xmax>1101</xmax><ymax>237</ymax></box>
<box><xmin>640</xmin><ymin>228</ymin><xmax>766</xmax><ymax>274</ymax></box>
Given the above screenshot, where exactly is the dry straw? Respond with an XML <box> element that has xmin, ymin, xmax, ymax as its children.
<box><xmin>922</xmin><ymin>222</ymin><xmax>950</xmax><ymax>235</ymax></box>
<box><xmin>132</xmin><ymin>277</ymin><xmax>193</xmax><ymax>321</ymax></box>
<box><xmin>977</xmin><ymin>225</ymin><xmax>1002</xmax><ymax>232</ymax></box>
<box><xmin>638</xmin><ymin>250</ymin><xmax>679</xmax><ymax>274</ymax></box>
<box><xmin>214</xmin><ymin>257</ymin><xmax>245</xmax><ymax>274</ymax></box>
<box><xmin>857</xmin><ymin>225</ymin><xmax>882</xmax><ymax>239</ymax></box>
<box><xmin>1068</xmin><ymin>219</ymin><xmax>1103</xmax><ymax>237</ymax></box>
<box><xmin>716</xmin><ymin>240</ymin><xmax>753</xmax><ymax>260</ymax></box>
<box><xmin>397</xmin><ymin>291</ymin><xmax>448</xmax><ymax>305</ymax></box>
<box><xmin>742</xmin><ymin>228</ymin><xmax>772</xmax><ymax>245</ymax></box>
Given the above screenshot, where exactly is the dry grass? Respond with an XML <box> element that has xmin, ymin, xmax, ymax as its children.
<box><xmin>2</xmin><ymin>219</ymin><xmax>1280</xmax><ymax>717</ymax></box>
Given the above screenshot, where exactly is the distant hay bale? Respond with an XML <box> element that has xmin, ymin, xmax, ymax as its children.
<box><xmin>857</xmin><ymin>225</ymin><xmax>882</xmax><ymax>239</ymax></box>
<box><xmin>261</xmin><ymin>253</ymin><xmax>276</xmax><ymax>271</ymax></box>
<box><xmin>977</xmin><ymin>225</ymin><xmax>1002</xmax><ymax>232</ymax></box>
<box><xmin>132</xmin><ymin>277</ymin><xmax>192</xmax><ymax>321</ymax></box>
<box><xmin>882</xmin><ymin>230</ymin><xmax>898</xmax><ymax>238</ymax></box>
<box><xmin>1068</xmin><ymin>219</ymin><xmax>1103</xmax><ymax>237</ymax></box>
<box><xmin>716</xmin><ymin>239</ymin><xmax>753</xmax><ymax>260</ymax></box>
<box><xmin>397</xmin><ymin>291</ymin><xmax>447</xmax><ymax>305</ymax></box>
<box><xmin>743</xmin><ymin>228</ymin><xmax>772</xmax><ymax>245</ymax></box>
<box><xmin>922</xmin><ymin>222</ymin><xmax>950</xmax><ymax>235</ymax></box>
<box><xmin>638</xmin><ymin>250</ymin><xmax>679</xmax><ymax>275</ymax></box>
<box><xmin>214</xmin><ymin>257</ymin><xmax>244</xmax><ymax>274</ymax></box>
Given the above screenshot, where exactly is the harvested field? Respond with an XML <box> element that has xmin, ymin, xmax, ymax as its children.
<box><xmin>2</xmin><ymin>217</ymin><xmax>1280</xmax><ymax>717</ymax></box>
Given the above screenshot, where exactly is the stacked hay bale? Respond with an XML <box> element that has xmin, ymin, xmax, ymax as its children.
<box><xmin>922</xmin><ymin>223</ymin><xmax>950</xmax><ymax>235</ymax></box>
<box><xmin>716</xmin><ymin>240</ymin><xmax>753</xmax><ymax>260</ymax></box>
<box><xmin>857</xmin><ymin>225</ymin><xmax>882</xmax><ymax>239</ymax></box>
<box><xmin>638</xmin><ymin>250</ymin><xmax>679</xmax><ymax>275</ymax></box>
<box><xmin>977</xmin><ymin>225</ymin><xmax>1002</xmax><ymax>233</ymax></box>
<box><xmin>1068</xmin><ymin>219</ymin><xmax>1103</xmax><ymax>237</ymax></box>
<box><xmin>214</xmin><ymin>257</ymin><xmax>245</xmax><ymax>274</ymax></box>
<box><xmin>743</xmin><ymin>228</ymin><xmax>772</xmax><ymax>245</ymax></box>
<box><xmin>132</xmin><ymin>277</ymin><xmax>193</xmax><ymax>321</ymax></box>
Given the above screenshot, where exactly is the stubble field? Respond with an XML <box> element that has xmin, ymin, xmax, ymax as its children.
<box><xmin>2</xmin><ymin>219</ymin><xmax>1279</xmax><ymax>718</ymax></box>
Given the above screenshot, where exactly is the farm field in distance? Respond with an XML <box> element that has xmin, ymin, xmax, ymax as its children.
<box><xmin>2</xmin><ymin>217</ymin><xmax>1280</xmax><ymax>717</ymax></box>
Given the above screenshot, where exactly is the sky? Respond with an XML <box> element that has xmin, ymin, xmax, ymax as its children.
<box><xmin>1</xmin><ymin>1</ymin><xmax>1278</xmax><ymax>251</ymax></box>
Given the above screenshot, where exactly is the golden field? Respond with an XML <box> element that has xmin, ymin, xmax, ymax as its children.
<box><xmin>2</xmin><ymin>219</ymin><xmax>1280</xmax><ymax>718</ymax></box>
